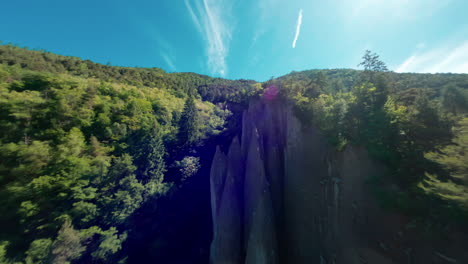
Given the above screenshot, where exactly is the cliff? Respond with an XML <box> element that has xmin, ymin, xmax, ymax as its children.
<box><xmin>209</xmin><ymin>96</ymin><xmax>468</xmax><ymax>263</ymax></box>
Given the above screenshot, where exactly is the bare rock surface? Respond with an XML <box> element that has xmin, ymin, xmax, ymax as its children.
<box><xmin>210</xmin><ymin>139</ymin><xmax>242</xmax><ymax>264</ymax></box>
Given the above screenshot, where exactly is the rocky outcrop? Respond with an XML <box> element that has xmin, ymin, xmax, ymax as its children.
<box><xmin>209</xmin><ymin>96</ymin><xmax>468</xmax><ymax>263</ymax></box>
<box><xmin>209</xmin><ymin>97</ymin><xmax>391</xmax><ymax>263</ymax></box>
<box><xmin>210</xmin><ymin>139</ymin><xmax>242</xmax><ymax>264</ymax></box>
<box><xmin>210</xmin><ymin>98</ymin><xmax>340</xmax><ymax>263</ymax></box>
<box><xmin>210</xmin><ymin>99</ymin><xmax>287</xmax><ymax>263</ymax></box>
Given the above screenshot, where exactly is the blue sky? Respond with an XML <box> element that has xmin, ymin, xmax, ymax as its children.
<box><xmin>1</xmin><ymin>0</ymin><xmax>467</xmax><ymax>81</ymax></box>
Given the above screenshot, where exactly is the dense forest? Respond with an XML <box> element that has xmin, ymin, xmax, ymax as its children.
<box><xmin>273</xmin><ymin>52</ymin><xmax>468</xmax><ymax>230</ymax></box>
<box><xmin>0</xmin><ymin>44</ymin><xmax>261</xmax><ymax>263</ymax></box>
<box><xmin>0</xmin><ymin>45</ymin><xmax>467</xmax><ymax>263</ymax></box>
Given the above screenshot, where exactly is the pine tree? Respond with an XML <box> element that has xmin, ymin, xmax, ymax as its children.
<box><xmin>51</xmin><ymin>220</ymin><xmax>85</xmax><ymax>264</ymax></box>
<box><xmin>142</xmin><ymin>127</ymin><xmax>166</xmax><ymax>183</ymax></box>
<box><xmin>177</xmin><ymin>96</ymin><xmax>199</xmax><ymax>146</ymax></box>
<box><xmin>358</xmin><ymin>50</ymin><xmax>388</xmax><ymax>72</ymax></box>
<box><xmin>358</xmin><ymin>50</ymin><xmax>388</xmax><ymax>85</ymax></box>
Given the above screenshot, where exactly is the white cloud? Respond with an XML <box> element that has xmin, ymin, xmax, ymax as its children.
<box><xmin>184</xmin><ymin>0</ymin><xmax>232</xmax><ymax>76</ymax></box>
<box><xmin>292</xmin><ymin>9</ymin><xmax>303</xmax><ymax>49</ymax></box>
<box><xmin>396</xmin><ymin>41</ymin><xmax>468</xmax><ymax>73</ymax></box>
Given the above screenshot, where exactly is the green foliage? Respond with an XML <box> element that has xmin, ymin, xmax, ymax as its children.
<box><xmin>175</xmin><ymin>156</ymin><xmax>201</xmax><ymax>181</ymax></box>
<box><xmin>442</xmin><ymin>84</ymin><xmax>468</xmax><ymax>115</ymax></box>
<box><xmin>358</xmin><ymin>50</ymin><xmax>389</xmax><ymax>72</ymax></box>
<box><xmin>0</xmin><ymin>241</ymin><xmax>10</xmax><ymax>263</ymax></box>
<box><xmin>51</xmin><ymin>220</ymin><xmax>86</xmax><ymax>264</ymax></box>
<box><xmin>310</xmin><ymin>92</ymin><xmax>354</xmax><ymax>149</ymax></box>
<box><xmin>25</xmin><ymin>239</ymin><xmax>53</xmax><ymax>264</ymax></box>
<box><xmin>279</xmin><ymin>50</ymin><xmax>468</xmax><ymax>228</ymax></box>
<box><xmin>0</xmin><ymin>66</ymin><xmax>10</xmax><ymax>82</ymax></box>
<box><xmin>0</xmin><ymin>44</ymin><xmax>259</xmax><ymax>102</ymax></box>
<box><xmin>177</xmin><ymin>97</ymin><xmax>199</xmax><ymax>146</ymax></box>
<box><xmin>422</xmin><ymin>117</ymin><xmax>468</xmax><ymax>206</ymax></box>
<box><xmin>196</xmin><ymin>101</ymin><xmax>231</xmax><ymax>137</ymax></box>
<box><xmin>0</xmin><ymin>46</ymin><xmax>240</xmax><ymax>262</ymax></box>
<box><xmin>91</xmin><ymin>228</ymin><xmax>127</xmax><ymax>261</ymax></box>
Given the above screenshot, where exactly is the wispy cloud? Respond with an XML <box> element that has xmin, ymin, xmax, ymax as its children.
<box><xmin>161</xmin><ymin>53</ymin><xmax>176</xmax><ymax>72</ymax></box>
<box><xmin>184</xmin><ymin>0</ymin><xmax>232</xmax><ymax>76</ymax></box>
<box><xmin>184</xmin><ymin>0</ymin><xmax>202</xmax><ymax>34</ymax></box>
<box><xmin>396</xmin><ymin>55</ymin><xmax>416</xmax><ymax>72</ymax></box>
<box><xmin>154</xmin><ymin>35</ymin><xmax>178</xmax><ymax>72</ymax></box>
<box><xmin>251</xmin><ymin>0</ymin><xmax>280</xmax><ymax>46</ymax></box>
<box><xmin>396</xmin><ymin>40</ymin><xmax>468</xmax><ymax>73</ymax></box>
<box><xmin>129</xmin><ymin>17</ymin><xmax>179</xmax><ymax>72</ymax></box>
<box><xmin>292</xmin><ymin>9</ymin><xmax>303</xmax><ymax>49</ymax></box>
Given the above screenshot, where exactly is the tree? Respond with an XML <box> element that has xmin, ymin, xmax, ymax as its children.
<box><xmin>442</xmin><ymin>84</ymin><xmax>468</xmax><ymax>115</ymax></box>
<box><xmin>143</xmin><ymin>128</ymin><xmax>166</xmax><ymax>182</ymax></box>
<box><xmin>311</xmin><ymin>92</ymin><xmax>353</xmax><ymax>149</ymax></box>
<box><xmin>358</xmin><ymin>50</ymin><xmax>388</xmax><ymax>72</ymax></box>
<box><xmin>25</xmin><ymin>238</ymin><xmax>53</xmax><ymax>264</ymax></box>
<box><xmin>175</xmin><ymin>156</ymin><xmax>201</xmax><ymax>181</ymax></box>
<box><xmin>315</xmin><ymin>71</ymin><xmax>328</xmax><ymax>93</ymax></box>
<box><xmin>0</xmin><ymin>90</ymin><xmax>45</xmax><ymax>144</ymax></box>
<box><xmin>91</xmin><ymin>228</ymin><xmax>127</xmax><ymax>261</ymax></box>
<box><xmin>51</xmin><ymin>220</ymin><xmax>86</xmax><ymax>264</ymax></box>
<box><xmin>0</xmin><ymin>241</ymin><xmax>10</xmax><ymax>264</ymax></box>
<box><xmin>358</xmin><ymin>50</ymin><xmax>389</xmax><ymax>85</ymax></box>
<box><xmin>131</xmin><ymin>126</ymin><xmax>166</xmax><ymax>183</ymax></box>
<box><xmin>177</xmin><ymin>96</ymin><xmax>199</xmax><ymax>146</ymax></box>
<box><xmin>422</xmin><ymin>117</ymin><xmax>468</xmax><ymax>205</ymax></box>
<box><xmin>89</xmin><ymin>136</ymin><xmax>112</xmax><ymax>178</ymax></box>
<box><xmin>407</xmin><ymin>92</ymin><xmax>452</xmax><ymax>152</ymax></box>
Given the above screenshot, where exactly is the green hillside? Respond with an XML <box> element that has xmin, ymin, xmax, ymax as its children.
<box><xmin>0</xmin><ymin>44</ymin><xmax>262</xmax><ymax>263</ymax></box>
<box><xmin>273</xmin><ymin>52</ymin><xmax>468</xmax><ymax>229</ymax></box>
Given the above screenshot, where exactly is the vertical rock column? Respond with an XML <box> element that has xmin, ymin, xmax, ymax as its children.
<box><xmin>282</xmin><ymin>110</ymin><xmax>330</xmax><ymax>263</ymax></box>
<box><xmin>210</xmin><ymin>99</ymin><xmax>281</xmax><ymax>264</ymax></box>
<box><xmin>244</xmin><ymin>128</ymin><xmax>278</xmax><ymax>264</ymax></box>
<box><xmin>210</xmin><ymin>138</ymin><xmax>243</xmax><ymax>264</ymax></box>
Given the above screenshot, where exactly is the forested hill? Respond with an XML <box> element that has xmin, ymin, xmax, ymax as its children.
<box><xmin>0</xmin><ymin>44</ymin><xmax>260</xmax><ymax>103</ymax></box>
<box><xmin>0</xmin><ymin>44</ymin><xmax>262</xmax><ymax>263</ymax></box>
<box><xmin>0</xmin><ymin>45</ymin><xmax>468</xmax><ymax>263</ymax></box>
<box><xmin>277</xmin><ymin>68</ymin><xmax>468</xmax><ymax>97</ymax></box>
<box><xmin>271</xmin><ymin>53</ymin><xmax>468</xmax><ymax>247</ymax></box>
<box><xmin>2</xmin><ymin>44</ymin><xmax>468</xmax><ymax>102</ymax></box>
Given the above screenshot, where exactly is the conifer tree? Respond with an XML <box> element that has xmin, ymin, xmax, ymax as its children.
<box><xmin>358</xmin><ymin>50</ymin><xmax>389</xmax><ymax>87</ymax></box>
<box><xmin>177</xmin><ymin>96</ymin><xmax>199</xmax><ymax>146</ymax></box>
<box><xmin>142</xmin><ymin>127</ymin><xmax>166</xmax><ymax>183</ymax></box>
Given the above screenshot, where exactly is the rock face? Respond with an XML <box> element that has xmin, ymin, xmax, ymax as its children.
<box><xmin>210</xmin><ymin>139</ymin><xmax>242</xmax><ymax>264</ymax></box>
<box><xmin>209</xmin><ymin>97</ymin><xmax>467</xmax><ymax>263</ymax></box>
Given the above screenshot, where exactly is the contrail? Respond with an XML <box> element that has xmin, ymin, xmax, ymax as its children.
<box><xmin>292</xmin><ymin>9</ymin><xmax>303</xmax><ymax>48</ymax></box>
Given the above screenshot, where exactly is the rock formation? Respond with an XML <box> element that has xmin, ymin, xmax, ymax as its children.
<box><xmin>209</xmin><ymin>97</ymin><xmax>467</xmax><ymax>263</ymax></box>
